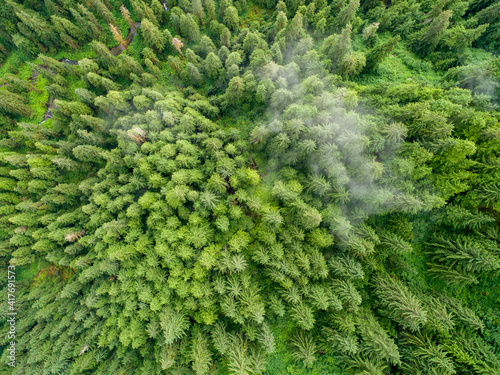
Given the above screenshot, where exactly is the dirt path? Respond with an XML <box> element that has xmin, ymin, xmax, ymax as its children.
<box><xmin>38</xmin><ymin>22</ymin><xmax>142</xmax><ymax>124</ymax></box>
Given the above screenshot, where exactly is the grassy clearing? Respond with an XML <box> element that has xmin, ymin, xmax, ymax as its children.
<box><xmin>50</xmin><ymin>43</ymin><xmax>97</xmax><ymax>61</ymax></box>
<box><xmin>16</xmin><ymin>258</ymin><xmax>47</xmax><ymax>282</ymax></box>
<box><xmin>264</xmin><ymin>318</ymin><xmax>345</xmax><ymax>375</ymax></box>
<box><xmin>356</xmin><ymin>40</ymin><xmax>440</xmax><ymax>87</ymax></box>
<box><xmin>28</xmin><ymin>76</ymin><xmax>50</xmax><ymax>123</ymax></box>
<box><xmin>0</xmin><ymin>50</ymin><xmax>29</xmax><ymax>77</ymax></box>
<box><xmin>241</xmin><ymin>3</ymin><xmax>272</xmax><ymax>29</ymax></box>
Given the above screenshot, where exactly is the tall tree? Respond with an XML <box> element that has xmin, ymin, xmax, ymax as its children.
<box><xmin>364</xmin><ymin>35</ymin><xmax>401</xmax><ymax>71</ymax></box>
<box><xmin>180</xmin><ymin>13</ymin><xmax>201</xmax><ymax>42</ymax></box>
<box><xmin>0</xmin><ymin>90</ymin><xmax>33</xmax><ymax>117</ymax></box>
<box><xmin>91</xmin><ymin>0</ymin><xmax>116</xmax><ymax>25</ymax></box>
<box><xmin>413</xmin><ymin>10</ymin><xmax>453</xmax><ymax>56</ymax></box>
<box><xmin>141</xmin><ymin>18</ymin><xmax>165</xmax><ymax>51</ymax></box>
<box><xmin>374</xmin><ymin>276</ymin><xmax>428</xmax><ymax>331</ymax></box>
<box><xmin>332</xmin><ymin>0</ymin><xmax>360</xmax><ymax>31</ymax></box>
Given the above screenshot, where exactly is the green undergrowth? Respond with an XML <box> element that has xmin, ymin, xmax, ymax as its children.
<box><xmin>1</xmin><ymin>0</ymin><xmax>500</xmax><ymax>373</ymax></box>
<box><xmin>28</xmin><ymin>76</ymin><xmax>49</xmax><ymax>123</ymax></box>
<box><xmin>0</xmin><ymin>50</ymin><xmax>28</xmax><ymax>77</ymax></box>
<box><xmin>16</xmin><ymin>258</ymin><xmax>45</xmax><ymax>283</ymax></box>
<box><xmin>241</xmin><ymin>3</ymin><xmax>272</xmax><ymax>29</ymax></box>
<box><xmin>49</xmin><ymin>43</ymin><xmax>97</xmax><ymax>62</ymax></box>
<box><xmin>264</xmin><ymin>318</ymin><xmax>344</xmax><ymax>375</ymax></box>
<box><xmin>357</xmin><ymin>41</ymin><xmax>439</xmax><ymax>86</ymax></box>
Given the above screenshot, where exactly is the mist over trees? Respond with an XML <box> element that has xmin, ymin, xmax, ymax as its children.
<box><xmin>0</xmin><ymin>0</ymin><xmax>499</xmax><ymax>374</ymax></box>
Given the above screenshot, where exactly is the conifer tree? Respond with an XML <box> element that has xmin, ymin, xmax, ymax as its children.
<box><xmin>186</xmin><ymin>63</ymin><xmax>202</xmax><ymax>85</ymax></box>
<box><xmin>427</xmin><ymin>264</ymin><xmax>479</xmax><ymax>286</ymax></box>
<box><xmin>203</xmin><ymin>0</ymin><xmax>216</xmax><ymax>20</ymax></box>
<box><xmin>15</xmin><ymin>10</ymin><xmax>57</xmax><ymax>50</ymax></box>
<box><xmin>358</xmin><ymin>311</ymin><xmax>401</xmax><ymax>366</ymax></box>
<box><xmin>180</xmin><ymin>13</ymin><xmax>201</xmax><ymax>42</ymax></box>
<box><xmin>213</xmin><ymin>27</ymin><xmax>227</xmax><ymax>48</ymax></box>
<box><xmin>224</xmin><ymin>6</ymin><xmax>239</xmax><ymax>31</ymax></box>
<box><xmin>321</xmin><ymin>24</ymin><xmax>352</xmax><ymax>72</ymax></box>
<box><xmin>51</xmin><ymin>15</ymin><xmax>82</xmax><ymax>49</ymax></box>
<box><xmin>90</xmin><ymin>40</ymin><xmax>118</xmax><ymax>68</ymax></box>
<box><xmin>109</xmin><ymin>24</ymin><xmax>126</xmax><ymax>48</ymax></box>
<box><xmin>332</xmin><ymin>0</ymin><xmax>360</xmax><ymax>31</ymax></box>
<box><xmin>413</xmin><ymin>10</ymin><xmax>452</xmax><ymax>56</ymax></box>
<box><xmin>287</xmin><ymin>12</ymin><xmax>305</xmax><ymax>40</ymax></box>
<box><xmin>199</xmin><ymin>35</ymin><xmax>216</xmax><ymax>57</ymax></box>
<box><xmin>275</xmin><ymin>11</ymin><xmax>288</xmax><ymax>34</ymax></box>
<box><xmin>364</xmin><ymin>35</ymin><xmax>401</xmax><ymax>71</ymax></box>
<box><xmin>76</xmin><ymin>4</ymin><xmax>102</xmax><ymax>37</ymax></box>
<box><xmin>225</xmin><ymin>76</ymin><xmax>245</xmax><ymax>103</ymax></box>
<box><xmin>427</xmin><ymin>235</ymin><xmax>500</xmax><ymax>273</ymax></box>
<box><xmin>131</xmin><ymin>0</ymin><xmax>159</xmax><ymax>25</ymax></box>
<box><xmin>290</xmin><ymin>330</ymin><xmax>316</xmax><ymax>368</ymax></box>
<box><xmin>91</xmin><ymin>0</ymin><xmax>116</xmax><ymax>25</ymax></box>
<box><xmin>339</xmin><ymin>51</ymin><xmax>366</xmax><ymax>78</ymax></box>
<box><xmin>141</xmin><ymin>18</ymin><xmax>165</xmax><ymax>51</ymax></box>
<box><xmin>204</xmin><ymin>52</ymin><xmax>223</xmax><ymax>79</ymax></box>
<box><xmin>120</xmin><ymin>4</ymin><xmax>134</xmax><ymax>27</ymax></box>
<box><xmin>374</xmin><ymin>276</ymin><xmax>428</xmax><ymax>331</ymax></box>
<box><xmin>0</xmin><ymin>90</ymin><xmax>33</xmax><ymax>117</ymax></box>
<box><xmin>11</xmin><ymin>34</ymin><xmax>37</xmax><ymax>57</ymax></box>
<box><xmin>190</xmin><ymin>329</ymin><xmax>212</xmax><ymax>375</ymax></box>
<box><xmin>192</xmin><ymin>0</ymin><xmax>205</xmax><ymax>25</ymax></box>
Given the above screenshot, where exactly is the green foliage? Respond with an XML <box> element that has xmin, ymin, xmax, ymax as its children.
<box><xmin>1</xmin><ymin>0</ymin><xmax>500</xmax><ymax>374</ymax></box>
<box><xmin>0</xmin><ymin>90</ymin><xmax>33</xmax><ymax>117</ymax></box>
<box><xmin>374</xmin><ymin>276</ymin><xmax>428</xmax><ymax>331</ymax></box>
<box><xmin>412</xmin><ymin>10</ymin><xmax>453</xmax><ymax>57</ymax></box>
<box><xmin>290</xmin><ymin>330</ymin><xmax>316</xmax><ymax>368</ymax></box>
<box><xmin>140</xmin><ymin>18</ymin><xmax>164</xmax><ymax>51</ymax></box>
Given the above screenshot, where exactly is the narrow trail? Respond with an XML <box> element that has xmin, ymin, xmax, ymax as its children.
<box><xmin>110</xmin><ymin>22</ymin><xmax>141</xmax><ymax>56</ymax></box>
<box><xmin>38</xmin><ymin>22</ymin><xmax>142</xmax><ymax>124</ymax></box>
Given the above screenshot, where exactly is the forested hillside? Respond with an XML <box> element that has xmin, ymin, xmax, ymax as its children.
<box><xmin>0</xmin><ymin>0</ymin><xmax>499</xmax><ymax>374</ymax></box>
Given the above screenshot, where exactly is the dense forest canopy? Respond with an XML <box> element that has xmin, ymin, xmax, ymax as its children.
<box><xmin>0</xmin><ymin>0</ymin><xmax>499</xmax><ymax>374</ymax></box>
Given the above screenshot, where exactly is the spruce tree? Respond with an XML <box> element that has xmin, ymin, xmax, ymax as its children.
<box><xmin>179</xmin><ymin>13</ymin><xmax>201</xmax><ymax>42</ymax></box>
<box><xmin>374</xmin><ymin>276</ymin><xmax>428</xmax><ymax>331</ymax></box>
<box><xmin>0</xmin><ymin>90</ymin><xmax>33</xmax><ymax>117</ymax></box>
<box><xmin>204</xmin><ymin>52</ymin><xmax>223</xmax><ymax>79</ymax></box>
<box><xmin>140</xmin><ymin>18</ymin><xmax>165</xmax><ymax>51</ymax></box>
<box><xmin>332</xmin><ymin>0</ymin><xmax>360</xmax><ymax>32</ymax></box>
<box><xmin>91</xmin><ymin>0</ymin><xmax>116</xmax><ymax>25</ymax></box>
<box><xmin>413</xmin><ymin>10</ymin><xmax>452</xmax><ymax>56</ymax></box>
<box><xmin>364</xmin><ymin>35</ymin><xmax>401</xmax><ymax>71</ymax></box>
